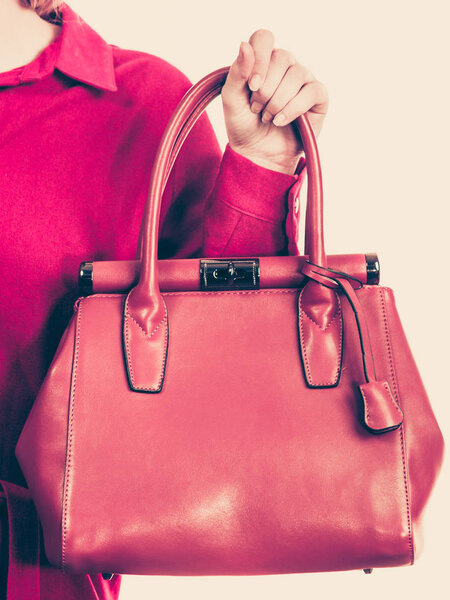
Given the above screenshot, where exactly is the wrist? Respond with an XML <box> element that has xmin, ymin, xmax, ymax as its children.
<box><xmin>228</xmin><ymin>143</ymin><xmax>300</xmax><ymax>176</ymax></box>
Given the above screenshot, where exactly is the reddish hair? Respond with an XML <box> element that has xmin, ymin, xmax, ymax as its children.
<box><xmin>22</xmin><ymin>0</ymin><xmax>62</xmax><ymax>20</ymax></box>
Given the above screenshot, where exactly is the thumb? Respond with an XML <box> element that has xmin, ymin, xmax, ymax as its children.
<box><xmin>221</xmin><ymin>41</ymin><xmax>255</xmax><ymax>112</ymax></box>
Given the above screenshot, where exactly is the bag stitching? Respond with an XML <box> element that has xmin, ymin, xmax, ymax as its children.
<box><xmin>124</xmin><ymin>299</ymin><xmax>167</xmax><ymax>339</ymax></box>
<box><xmin>379</xmin><ymin>287</ymin><xmax>414</xmax><ymax>564</ymax></box>
<box><xmin>382</xmin><ymin>381</ymin><xmax>404</xmax><ymax>418</ymax></box>
<box><xmin>361</xmin><ymin>381</ymin><xmax>403</xmax><ymax>426</ymax></box>
<box><xmin>298</xmin><ymin>287</ymin><xmax>342</xmax><ymax>386</ymax></box>
<box><xmin>360</xmin><ymin>386</ymin><xmax>371</xmax><ymax>424</ymax></box>
<box><xmin>81</xmin><ymin>285</ymin><xmax>378</xmax><ymax>299</ymax></box>
<box><xmin>61</xmin><ymin>298</ymin><xmax>82</xmax><ymax>571</ymax></box>
<box><xmin>298</xmin><ymin>297</ymin><xmax>312</xmax><ymax>383</ymax></box>
<box><xmin>123</xmin><ymin>297</ymin><xmax>136</xmax><ymax>388</ymax></box>
<box><xmin>82</xmin><ymin>290</ymin><xmax>298</xmax><ymax>299</ymax></box>
<box><xmin>124</xmin><ymin>294</ymin><xmax>168</xmax><ymax>391</ymax></box>
<box><xmin>299</xmin><ymin>293</ymin><xmax>341</xmax><ymax>331</ymax></box>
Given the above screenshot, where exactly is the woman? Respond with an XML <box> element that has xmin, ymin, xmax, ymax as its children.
<box><xmin>0</xmin><ymin>0</ymin><xmax>328</xmax><ymax>598</ymax></box>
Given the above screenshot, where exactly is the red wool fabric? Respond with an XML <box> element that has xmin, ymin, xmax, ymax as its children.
<box><xmin>0</xmin><ymin>2</ymin><xmax>306</xmax><ymax>598</ymax></box>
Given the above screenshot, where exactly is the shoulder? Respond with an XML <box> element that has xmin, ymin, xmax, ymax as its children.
<box><xmin>109</xmin><ymin>44</ymin><xmax>193</xmax><ymax>110</ymax></box>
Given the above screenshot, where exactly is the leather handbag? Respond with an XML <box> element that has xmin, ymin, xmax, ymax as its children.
<box><xmin>15</xmin><ymin>66</ymin><xmax>445</xmax><ymax>578</ymax></box>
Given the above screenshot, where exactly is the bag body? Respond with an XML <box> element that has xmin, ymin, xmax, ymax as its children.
<box><xmin>15</xmin><ymin>67</ymin><xmax>444</xmax><ymax>576</ymax></box>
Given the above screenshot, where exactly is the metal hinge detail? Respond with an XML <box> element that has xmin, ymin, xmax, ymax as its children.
<box><xmin>200</xmin><ymin>259</ymin><xmax>260</xmax><ymax>290</ymax></box>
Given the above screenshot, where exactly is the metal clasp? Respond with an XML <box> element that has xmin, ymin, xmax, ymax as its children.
<box><xmin>200</xmin><ymin>259</ymin><xmax>260</xmax><ymax>290</ymax></box>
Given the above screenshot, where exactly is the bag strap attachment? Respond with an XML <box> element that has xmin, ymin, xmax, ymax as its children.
<box><xmin>300</xmin><ymin>261</ymin><xmax>404</xmax><ymax>434</ymax></box>
<box><xmin>123</xmin><ymin>66</ymin><xmax>332</xmax><ymax>393</ymax></box>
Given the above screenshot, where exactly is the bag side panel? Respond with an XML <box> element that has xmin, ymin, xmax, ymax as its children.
<box><xmin>62</xmin><ymin>290</ymin><xmax>412</xmax><ymax>575</ymax></box>
<box><xmin>380</xmin><ymin>287</ymin><xmax>445</xmax><ymax>557</ymax></box>
<box><xmin>15</xmin><ymin>310</ymin><xmax>78</xmax><ymax>569</ymax></box>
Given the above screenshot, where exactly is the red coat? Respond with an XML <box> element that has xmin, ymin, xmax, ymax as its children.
<box><xmin>0</xmin><ymin>3</ymin><xmax>305</xmax><ymax>598</ymax></box>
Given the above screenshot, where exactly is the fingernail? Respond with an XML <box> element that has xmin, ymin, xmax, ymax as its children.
<box><xmin>261</xmin><ymin>111</ymin><xmax>272</xmax><ymax>123</ymax></box>
<box><xmin>249</xmin><ymin>74</ymin><xmax>261</xmax><ymax>91</ymax></box>
<box><xmin>273</xmin><ymin>112</ymin><xmax>287</xmax><ymax>126</ymax></box>
<box><xmin>250</xmin><ymin>102</ymin><xmax>263</xmax><ymax>113</ymax></box>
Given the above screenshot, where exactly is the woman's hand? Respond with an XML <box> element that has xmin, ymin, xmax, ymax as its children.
<box><xmin>221</xmin><ymin>29</ymin><xmax>328</xmax><ymax>175</ymax></box>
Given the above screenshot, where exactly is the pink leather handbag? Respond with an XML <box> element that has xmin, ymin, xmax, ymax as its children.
<box><xmin>15</xmin><ymin>66</ymin><xmax>445</xmax><ymax>578</ymax></box>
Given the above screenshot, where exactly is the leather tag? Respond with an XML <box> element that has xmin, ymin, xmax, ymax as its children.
<box><xmin>359</xmin><ymin>380</ymin><xmax>403</xmax><ymax>434</ymax></box>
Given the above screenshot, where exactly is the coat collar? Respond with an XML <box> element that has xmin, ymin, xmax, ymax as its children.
<box><xmin>0</xmin><ymin>2</ymin><xmax>118</xmax><ymax>91</ymax></box>
<box><xmin>54</xmin><ymin>2</ymin><xmax>118</xmax><ymax>92</ymax></box>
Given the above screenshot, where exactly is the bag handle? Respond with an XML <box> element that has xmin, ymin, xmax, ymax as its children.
<box><xmin>123</xmin><ymin>66</ymin><xmax>327</xmax><ymax>393</ymax></box>
<box><xmin>136</xmin><ymin>66</ymin><xmax>324</xmax><ymax>261</ymax></box>
<box><xmin>122</xmin><ymin>66</ymin><xmax>403</xmax><ymax>433</ymax></box>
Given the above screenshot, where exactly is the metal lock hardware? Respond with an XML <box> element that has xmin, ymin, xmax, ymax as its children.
<box><xmin>200</xmin><ymin>259</ymin><xmax>260</xmax><ymax>290</ymax></box>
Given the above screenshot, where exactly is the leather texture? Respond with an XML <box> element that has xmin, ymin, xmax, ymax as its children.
<box><xmin>15</xmin><ymin>66</ymin><xmax>445</xmax><ymax>576</ymax></box>
<box><xmin>87</xmin><ymin>254</ymin><xmax>372</xmax><ymax>294</ymax></box>
<box><xmin>359</xmin><ymin>380</ymin><xmax>404</xmax><ymax>434</ymax></box>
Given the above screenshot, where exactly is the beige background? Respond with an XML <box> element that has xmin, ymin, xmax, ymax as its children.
<box><xmin>68</xmin><ymin>0</ymin><xmax>449</xmax><ymax>597</ymax></box>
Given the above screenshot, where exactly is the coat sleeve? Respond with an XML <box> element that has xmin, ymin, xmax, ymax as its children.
<box><xmin>201</xmin><ymin>143</ymin><xmax>306</xmax><ymax>258</ymax></box>
<box><xmin>157</xmin><ymin>74</ymin><xmax>307</xmax><ymax>260</ymax></box>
